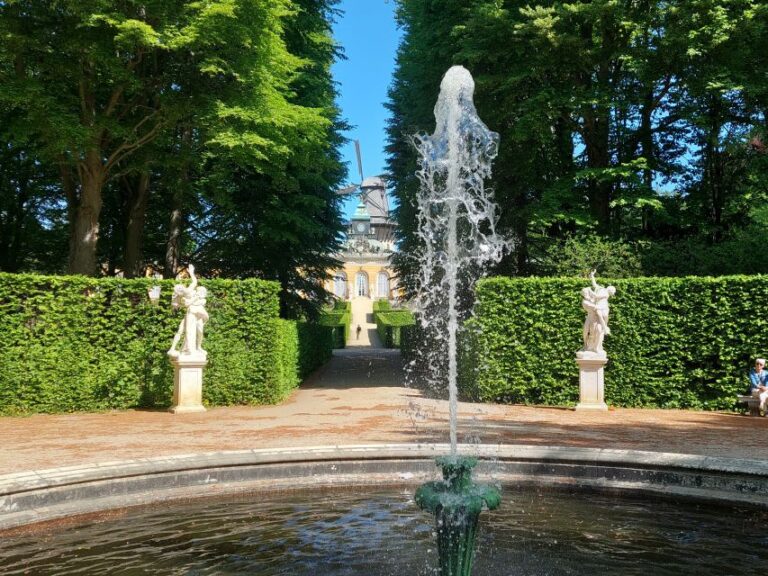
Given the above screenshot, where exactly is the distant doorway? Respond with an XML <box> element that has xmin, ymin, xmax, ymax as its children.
<box><xmin>355</xmin><ymin>271</ymin><xmax>369</xmax><ymax>297</ymax></box>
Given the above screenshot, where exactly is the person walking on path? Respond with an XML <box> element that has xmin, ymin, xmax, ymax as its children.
<box><xmin>749</xmin><ymin>358</ymin><xmax>768</xmax><ymax>415</ymax></box>
<box><xmin>356</xmin><ymin>324</ymin><xmax>362</xmax><ymax>340</ymax></box>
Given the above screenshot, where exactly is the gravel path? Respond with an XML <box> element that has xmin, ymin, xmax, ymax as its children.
<box><xmin>1</xmin><ymin>348</ymin><xmax>767</xmax><ymax>474</ymax></box>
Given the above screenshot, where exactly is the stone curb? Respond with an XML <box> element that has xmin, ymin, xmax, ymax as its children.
<box><xmin>2</xmin><ymin>443</ymin><xmax>768</xmax><ymax>531</ymax></box>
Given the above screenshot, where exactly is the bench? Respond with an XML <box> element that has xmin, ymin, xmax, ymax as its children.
<box><xmin>737</xmin><ymin>394</ymin><xmax>761</xmax><ymax>417</ymax></box>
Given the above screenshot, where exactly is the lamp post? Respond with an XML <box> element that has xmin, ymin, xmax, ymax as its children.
<box><xmin>147</xmin><ymin>285</ymin><xmax>161</xmax><ymax>305</ymax></box>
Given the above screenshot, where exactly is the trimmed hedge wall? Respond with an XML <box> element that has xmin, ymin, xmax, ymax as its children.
<box><xmin>458</xmin><ymin>276</ymin><xmax>768</xmax><ymax>410</ymax></box>
<box><xmin>296</xmin><ymin>321</ymin><xmax>334</xmax><ymax>378</ymax></box>
<box><xmin>0</xmin><ymin>273</ymin><xmax>333</xmax><ymax>415</ymax></box>
<box><xmin>319</xmin><ymin>301</ymin><xmax>351</xmax><ymax>348</ymax></box>
<box><xmin>334</xmin><ymin>299</ymin><xmax>351</xmax><ymax>312</ymax></box>
<box><xmin>374</xmin><ymin>309</ymin><xmax>415</xmax><ymax>348</ymax></box>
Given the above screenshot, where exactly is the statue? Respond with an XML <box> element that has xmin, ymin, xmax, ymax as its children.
<box><xmin>168</xmin><ymin>264</ymin><xmax>209</xmax><ymax>358</ymax></box>
<box><xmin>578</xmin><ymin>269</ymin><xmax>616</xmax><ymax>358</ymax></box>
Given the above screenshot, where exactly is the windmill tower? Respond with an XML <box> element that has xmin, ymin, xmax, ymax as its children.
<box><xmin>336</xmin><ymin>141</ymin><xmax>396</xmax><ymax>248</ymax></box>
<box><xmin>328</xmin><ymin>141</ymin><xmax>398</xmax><ymax>303</ymax></box>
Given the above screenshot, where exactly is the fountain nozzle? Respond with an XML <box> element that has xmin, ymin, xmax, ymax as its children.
<box><xmin>415</xmin><ymin>456</ymin><xmax>501</xmax><ymax>576</ymax></box>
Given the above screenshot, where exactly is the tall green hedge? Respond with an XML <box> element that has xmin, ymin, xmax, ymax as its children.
<box><xmin>319</xmin><ymin>302</ymin><xmax>351</xmax><ymax>348</ymax></box>
<box><xmin>296</xmin><ymin>322</ymin><xmax>334</xmax><ymax>378</ymax></box>
<box><xmin>374</xmin><ymin>309</ymin><xmax>415</xmax><ymax>348</ymax></box>
<box><xmin>459</xmin><ymin>276</ymin><xmax>768</xmax><ymax>410</ymax></box>
<box><xmin>0</xmin><ymin>273</ymin><xmax>333</xmax><ymax>415</ymax></box>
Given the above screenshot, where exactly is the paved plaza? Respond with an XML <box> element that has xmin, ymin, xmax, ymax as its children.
<box><xmin>2</xmin><ymin>348</ymin><xmax>768</xmax><ymax>475</ymax></box>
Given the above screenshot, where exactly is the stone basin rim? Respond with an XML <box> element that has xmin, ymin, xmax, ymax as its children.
<box><xmin>3</xmin><ymin>443</ymin><xmax>768</xmax><ymax>532</ymax></box>
<box><xmin>2</xmin><ymin>443</ymin><xmax>767</xmax><ymax>495</ymax></box>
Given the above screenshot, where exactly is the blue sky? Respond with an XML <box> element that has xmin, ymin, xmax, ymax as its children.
<box><xmin>331</xmin><ymin>1</ymin><xmax>402</xmax><ymax>220</ymax></box>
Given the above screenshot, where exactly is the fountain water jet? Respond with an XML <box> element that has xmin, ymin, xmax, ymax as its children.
<box><xmin>411</xmin><ymin>65</ymin><xmax>509</xmax><ymax>575</ymax></box>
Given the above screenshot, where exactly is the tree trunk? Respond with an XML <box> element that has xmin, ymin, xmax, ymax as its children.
<box><xmin>640</xmin><ymin>88</ymin><xmax>655</xmax><ymax>233</ymax></box>
<box><xmin>123</xmin><ymin>171</ymin><xmax>150</xmax><ymax>278</ymax></box>
<box><xmin>6</xmin><ymin>170</ymin><xmax>31</xmax><ymax>272</ymax></box>
<box><xmin>60</xmin><ymin>161</ymin><xmax>79</xmax><ymax>267</ymax></box>
<box><xmin>164</xmin><ymin>186</ymin><xmax>183</xmax><ymax>279</ymax></box>
<box><xmin>705</xmin><ymin>95</ymin><xmax>724</xmax><ymax>241</ymax></box>
<box><xmin>0</xmin><ymin>149</ymin><xmax>31</xmax><ymax>272</ymax></box>
<box><xmin>583</xmin><ymin>108</ymin><xmax>613</xmax><ymax>233</ymax></box>
<box><xmin>515</xmin><ymin>220</ymin><xmax>529</xmax><ymax>275</ymax></box>
<box><xmin>67</xmin><ymin>149</ymin><xmax>105</xmax><ymax>276</ymax></box>
<box><xmin>555</xmin><ymin>113</ymin><xmax>574</xmax><ymax>173</ymax></box>
<box><xmin>164</xmin><ymin>127</ymin><xmax>191</xmax><ymax>279</ymax></box>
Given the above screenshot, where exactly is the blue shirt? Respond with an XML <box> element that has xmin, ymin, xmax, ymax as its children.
<box><xmin>749</xmin><ymin>368</ymin><xmax>768</xmax><ymax>391</ymax></box>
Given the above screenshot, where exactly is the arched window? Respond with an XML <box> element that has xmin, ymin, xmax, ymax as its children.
<box><xmin>377</xmin><ymin>271</ymin><xmax>390</xmax><ymax>300</ymax></box>
<box><xmin>334</xmin><ymin>272</ymin><xmax>347</xmax><ymax>299</ymax></box>
<box><xmin>355</xmin><ymin>271</ymin><xmax>369</xmax><ymax>297</ymax></box>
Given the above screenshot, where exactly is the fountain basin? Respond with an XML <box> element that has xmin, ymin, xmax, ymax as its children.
<box><xmin>6</xmin><ymin>484</ymin><xmax>768</xmax><ymax>575</ymax></box>
<box><xmin>3</xmin><ymin>444</ymin><xmax>768</xmax><ymax>532</ymax></box>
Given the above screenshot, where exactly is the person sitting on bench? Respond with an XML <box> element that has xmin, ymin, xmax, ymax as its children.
<box><xmin>749</xmin><ymin>358</ymin><xmax>768</xmax><ymax>415</ymax></box>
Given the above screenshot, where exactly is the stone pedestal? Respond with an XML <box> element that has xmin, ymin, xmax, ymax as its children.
<box><xmin>169</xmin><ymin>353</ymin><xmax>207</xmax><ymax>414</ymax></box>
<box><xmin>575</xmin><ymin>353</ymin><xmax>608</xmax><ymax>411</ymax></box>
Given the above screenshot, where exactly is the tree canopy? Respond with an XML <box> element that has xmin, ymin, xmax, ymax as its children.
<box><xmin>387</xmin><ymin>0</ymin><xmax>768</xmax><ymax>286</ymax></box>
<box><xmin>0</xmin><ymin>0</ymin><xmax>346</xmax><ymax>317</ymax></box>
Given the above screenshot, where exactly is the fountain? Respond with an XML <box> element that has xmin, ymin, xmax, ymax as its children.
<box><xmin>410</xmin><ymin>65</ymin><xmax>509</xmax><ymax>575</ymax></box>
<box><xmin>4</xmin><ymin>67</ymin><xmax>768</xmax><ymax>576</ymax></box>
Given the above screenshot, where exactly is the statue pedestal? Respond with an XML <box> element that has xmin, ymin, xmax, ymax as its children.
<box><xmin>169</xmin><ymin>353</ymin><xmax>207</xmax><ymax>414</ymax></box>
<box><xmin>575</xmin><ymin>353</ymin><xmax>608</xmax><ymax>411</ymax></box>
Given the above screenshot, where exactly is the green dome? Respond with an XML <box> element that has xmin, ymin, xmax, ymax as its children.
<box><xmin>352</xmin><ymin>199</ymin><xmax>371</xmax><ymax>221</ymax></box>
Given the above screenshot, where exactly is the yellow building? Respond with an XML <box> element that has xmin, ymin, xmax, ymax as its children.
<box><xmin>325</xmin><ymin>177</ymin><xmax>398</xmax><ymax>301</ymax></box>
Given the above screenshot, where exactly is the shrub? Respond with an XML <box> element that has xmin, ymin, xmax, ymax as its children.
<box><xmin>374</xmin><ymin>309</ymin><xmax>415</xmax><ymax>348</ymax></box>
<box><xmin>0</xmin><ymin>273</ymin><xmax>332</xmax><ymax>415</ymax></box>
<box><xmin>537</xmin><ymin>235</ymin><xmax>644</xmax><ymax>278</ymax></box>
<box><xmin>333</xmin><ymin>299</ymin><xmax>351</xmax><ymax>312</ymax></box>
<box><xmin>318</xmin><ymin>306</ymin><xmax>351</xmax><ymax>348</ymax></box>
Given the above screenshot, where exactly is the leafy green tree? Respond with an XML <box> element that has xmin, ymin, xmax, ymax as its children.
<box><xmin>189</xmin><ymin>0</ymin><xmax>347</xmax><ymax>318</ymax></box>
<box><xmin>1</xmin><ymin>1</ymin><xmax>179</xmax><ymax>274</ymax></box>
<box><xmin>388</xmin><ymin>0</ymin><xmax>768</xmax><ymax>279</ymax></box>
<box><xmin>539</xmin><ymin>235</ymin><xmax>644</xmax><ymax>278</ymax></box>
<box><xmin>386</xmin><ymin>0</ymin><xmax>471</xmax><ymax>296</ymax></box>
<box><xmin>667</xmin><ymin>0</ymin><xmax>768</xmax><ymax>240</ymax></box>
<box><xmin>0</xmin><ymin>136</ymin><xmax>67</xmax><ymax>272</ymax></box>
<box><xmin>0</xmin><ymin>0</ymin><xmax>324</xmax><ymax>278</ymax></box>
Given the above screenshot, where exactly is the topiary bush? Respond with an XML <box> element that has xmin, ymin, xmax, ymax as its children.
<box><xmin>374</xmin><ymin>309</ymin><xmax>416</xmax><ymax>348</ymax></box>
<box><xmin>465</xmin><ymin>276</ymin><xmax>768</xmax><ymax>410</ymax></box>
<box><xmin>0</xmin><ymin>273</ymin><xmax>332</xmax><ymax>415</ymax></box>
<box><xmin>318</xmin><ymin>306</ymin><xmax>351</xmax><ymax>348</ymax></box>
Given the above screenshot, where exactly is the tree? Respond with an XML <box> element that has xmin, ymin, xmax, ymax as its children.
<box><xmin>0</xmin><ymin>0</ymin><xmax>321</xmax><ymax>277</ymax></box>
<box><xmin>0</xmin><ymin>134</ymin><xmax>67</xmax><ymax>272</ymax></box>
<box><xmin>386</xmin><ymin>0</ymin><xmax>471</xmax><ymax>297</ymax></box>
<box><xmin>0</xmin><ymin>1</ymin><xmax>179</xmax><ymax>274</ymax></box>
<box><xmin>186</xmin><ymin>0</ymin><xmax>347</xmax><ymax>318</ymax></box>
<box><xmin>387</xmin><ymin>0</ymin><xmax>768</xmax><ymax>278</ymax></box>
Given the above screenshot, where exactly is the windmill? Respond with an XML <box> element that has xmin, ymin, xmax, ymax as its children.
<box><xmin>336</xmin><ymin>140</ymin><xmax>391</xmax><ymax>226</ymax></box>
<box><xmin>331</xmin><ymin>141</ymin><xmax>400</xmax><ymax>303</ymax></box>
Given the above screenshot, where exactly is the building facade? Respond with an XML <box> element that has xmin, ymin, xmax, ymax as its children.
<box><xmin>326</xmin><ymin>177</ymin><xmax>398</xmax><ymax>301</ymax></box>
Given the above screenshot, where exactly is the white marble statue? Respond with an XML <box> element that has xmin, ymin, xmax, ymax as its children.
<box><xmin>168</xmin><ymin>264</ymin><xmax>209</xmax><ymax>358</ymax></box>
<box><xmin>578</xmin><ymin>269</ymin><xmax>616</xmax><ymax>357</ymax></box>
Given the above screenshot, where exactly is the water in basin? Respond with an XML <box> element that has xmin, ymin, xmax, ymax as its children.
<box><xmin>1</xmin><ymin>486</ymin><xmax>765</xmax><ymax>575</ymax></box>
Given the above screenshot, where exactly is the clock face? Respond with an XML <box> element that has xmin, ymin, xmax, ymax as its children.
<box><xmin>356</xmin><ymin>223</ymin><xmax>366</xmax><ymax>232</ymax></box>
